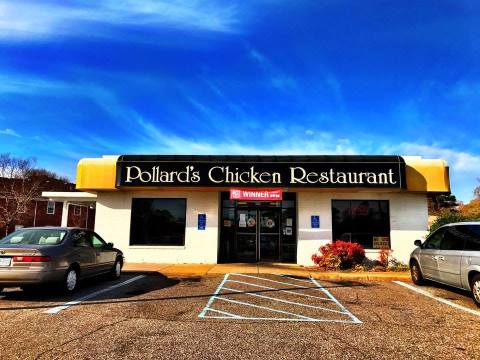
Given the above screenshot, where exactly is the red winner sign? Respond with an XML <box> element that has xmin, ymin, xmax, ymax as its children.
<box><xmin>229</xmin><ymin>188</ymin><xmax>283</xmax><ymax>201</ymax></box>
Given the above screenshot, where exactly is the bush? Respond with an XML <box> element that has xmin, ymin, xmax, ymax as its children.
<box><xmin>312</xmin><ymin>240</ymin><xmax>365</xmax><ymax>270</ymax></box>
<box><xmin>429</xmin><ymin>210</ymin><xmax>480</xmax><ymax>235</ymax></box>
<box><xmin>387</xmin><ymin>257</ymin><xmax>409</xmax><ymax>272</ymax></box>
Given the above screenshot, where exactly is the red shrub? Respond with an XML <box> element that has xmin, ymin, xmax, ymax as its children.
<box><xmin>312</xmin><ymin>240</ymin><xmax>365</xmax><ymax>270</ymax></box>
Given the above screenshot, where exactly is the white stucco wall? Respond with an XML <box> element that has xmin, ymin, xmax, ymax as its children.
<box><xmin>94</xmin><ymin>190</ymin><xmax>219</xmax><ymax>264</ymax></box>
<box><xmin>94</xmin><ymin>190</ymin><xmax>428</xmax><ymax>265</ymax></box>
<box><xmin>296</xmin><ymin>192</ymin><xmax>429</xmax><ymax>266</ymax></box>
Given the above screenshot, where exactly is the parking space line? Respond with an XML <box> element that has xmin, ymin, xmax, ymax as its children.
<box><xmin>213</xmin><ymin>295</ymin><xmax>317</xmax><ymax>320</ymax></box>
<box><xmin>230</xmin><ymin>273</ymin><xmax>332</xmax><ymax>294</ymax></box>
<box><xmin>279</xmin><ymin>275</ymin><xmax>315</xmax><ymax>284</ymax></box>
<box><xmin>393</xmin><ymin>281</ymin><xmax>480</xmax><ymax>318</ymax></box>
<box><xmin>44</xmin><ymin>275</ymin><xmax>145</xmax><ymax>314</ymax></box>
<box><xmin>198</xmin><ymin>273</ymin><xmax>229</xmax><ymax>318</ymax></box>
<box><xmin>222</xmin><ymin>286</ymin><xmax>348</xmax><ymax>314</ymax></box>
<box><xmin>202</xmin><ymin>315</ymin><xmax>357</xmax><ymax>323</ymax></box>
<box><xmin>226</xmin><ymin>279</ymin><xmax>333</xmax><ymax>301</ymax></box>
<box><xmin>205</xmin><ymin>308</ymin><xmax>242</xmax><ymax>318</ymax></box>
<box><xmin>310</xmin><ymin>278</ymin><xmax>362</xmax><ymax>324</ymax></box>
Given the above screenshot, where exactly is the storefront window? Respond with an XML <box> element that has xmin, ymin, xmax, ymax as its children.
<box><xmin>130</xmin><ymin>198</ymin><xmax>186</xmax><ymax>246</ymax></box>
<box><xmin>332</xmin><ymin>200</ymin><xmax>390</xmax><ymax>249</ymax></box>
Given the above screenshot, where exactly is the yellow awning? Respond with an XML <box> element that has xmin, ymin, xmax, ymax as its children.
<box><xmin>75</xmin><ymin>155</ymin><xmax>450</xmax><ymax>193</ymax></box>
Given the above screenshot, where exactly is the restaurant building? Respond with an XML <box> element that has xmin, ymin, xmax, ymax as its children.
<box><xmin>46</xmin><ymin>155</ymin><xmax>450</xmax><ymax>265</ymax></box>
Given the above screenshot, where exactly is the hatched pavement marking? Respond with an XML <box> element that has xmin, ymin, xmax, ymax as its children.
<box><xmin>199</xmin><ymin>273</ymin><xmax>362</xmax><ymax>323</ymax></box>
<box><xmin>225</xmin><ymin>279</ymin><xmax>334</xmax><ymax>302</ymax></box>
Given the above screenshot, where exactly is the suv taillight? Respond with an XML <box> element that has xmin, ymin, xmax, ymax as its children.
<box><xmin>12</xmin><ymin>256</ymin><xmax>51</xmax><ymax>262</ymax></box>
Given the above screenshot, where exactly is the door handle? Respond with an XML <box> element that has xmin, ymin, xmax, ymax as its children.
<box><xmin>438</xmin><ymin>256</ymin><xmax>445</xmax><ymax>261</ymax></box>
<box><xmin>431</xmin><ymin>256</ymin><xmax>437</xmax><ymax>260</ymax></box>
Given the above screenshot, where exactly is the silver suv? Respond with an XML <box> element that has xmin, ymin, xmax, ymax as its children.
<box><xmin>409</xmin><ymin>222</ymin><xmax>480</xmax><ymax>307</ymax></box>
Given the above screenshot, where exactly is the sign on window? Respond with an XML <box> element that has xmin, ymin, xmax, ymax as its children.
<box><xmin>373</xmin><ymin>236</ymin><xmax>390</xmax><ymax>249</ymax></box>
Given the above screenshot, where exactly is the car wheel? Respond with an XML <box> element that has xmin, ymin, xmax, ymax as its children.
<box><xmin>63</xmin><ymin>267</ymin><xmax>79</xmax><ymax>293</ymax></box>
<box><xmin>21</xmin><ymin>286</ymin><xmax>38</xmax><ymax>294</ymax></box>
<box><xmin>410</xmin><ymin>260</ymin><xmax>425</xmax><ymax>285</ymax></box>
<box><xmin>471</xmin><ymin>274</ymin><xmax>480</xmax><ymax>307</ymax></box>
<box><xmin>110</xmin><ymin>258</ymin><xmax>122</xmax><ymax>279</ymax></box>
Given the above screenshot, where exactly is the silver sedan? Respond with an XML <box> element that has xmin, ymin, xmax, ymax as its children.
<box><xmin>0</xmin><ymin>227</ymin><xmax>124</xmax><ymax>293</ymax></box>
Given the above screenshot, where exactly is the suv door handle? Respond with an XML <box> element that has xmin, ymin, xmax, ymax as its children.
<box><xmin>437</xmin><ymin>256</ymin><xmax>445</xmax><ymax>261</ymax></box>
<box><xmin>432</xmin><ymin>256</ymin><xmax>438</xmax><ymax>260</ymax></box>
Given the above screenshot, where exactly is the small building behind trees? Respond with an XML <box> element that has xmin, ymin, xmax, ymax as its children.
<box><xmin>0</xmin><ymin>154</ymin><xmax>95</xmax><ymax>236</ymax></box>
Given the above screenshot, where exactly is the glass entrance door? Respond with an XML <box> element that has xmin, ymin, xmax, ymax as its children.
<box><xmin>259</xmin><ymin>209</ymin><xmax>280</xmax><ymax>261</ymax></box>
<box><xmin>236</xmin><ymin>209</ymin><xmax>257</xmax><ymax>262</ymax></box>
<box><xmin>235</xmin><ymin>208</ymin><xmax>281</xmax><ymax>262</ymax></box>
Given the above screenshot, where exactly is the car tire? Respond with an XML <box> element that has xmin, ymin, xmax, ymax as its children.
<box><xmin>110</xmin><ymin>258</ymin><xmax>122</xmax><ymax>279</ymax></box>
<box><xmin>471</xmin><ymin>274</ymin><xmax>480</xmax><ymax>308</ymax></box>
<box><xmin>63</xmin><ymin>267</ymin><xmax>79</xmax><ymax>293</ymax></box>
<box><xmin>410</xmin><ymin>260</ymin><xmax>425</xmax><ymax>285</ymax></box>
<box><xmin>21</xmin><ymin>286</ymin><xmax>38</xmax><ymax>294</ymax></box>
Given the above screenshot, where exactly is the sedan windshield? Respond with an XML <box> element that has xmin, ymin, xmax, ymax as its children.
<box><xmin>0</xmin><ymin>229</ymin><xmax>67</xmax><ymax>246</ymax></box>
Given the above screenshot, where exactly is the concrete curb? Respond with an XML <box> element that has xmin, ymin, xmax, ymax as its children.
<box><xmin>123</xmin><ymin>263</ymin><xmax>411</xmax><ymax>281</ymax></box>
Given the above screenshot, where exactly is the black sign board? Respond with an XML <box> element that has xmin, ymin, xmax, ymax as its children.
<box><xmin>116</xmin><ymin>155</ymin><xmax>406</xmax><ymax>189</ymax></box>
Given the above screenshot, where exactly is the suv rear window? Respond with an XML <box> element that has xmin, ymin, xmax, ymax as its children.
<box><xmin>458</xmin><ymin>225</ymin><xmax>480</xmax><ymax>251</ymax></box>
<box><xmin>440</xmin><ymin>228</ymin><xmax>464</xmax><ymax>250</ymax></box>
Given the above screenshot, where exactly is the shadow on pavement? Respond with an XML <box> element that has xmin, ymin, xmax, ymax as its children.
<box><xmin>423</xmin><ymin>280</ymin><xmax>472</xmax><ymax>300</ymax></box>
<box><xmin>0</xmin><ymin>273</ymin><xmax>376</xmax><ymax>311</ymax></box>
<box><xmin>0</xmin><ymin>271</ymin><xmax>179</xmax><ymax>308</ymax></box>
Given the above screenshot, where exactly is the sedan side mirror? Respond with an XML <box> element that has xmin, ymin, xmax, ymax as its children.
<box><xmin>105</xmin><ymin>242</ymin><xmax>114</xmax><ymax>249</ymax></box>
<box><xmin>414</xmin><ymin>239</ymin><xmax>422</xmax><ymax>247</ymax></box>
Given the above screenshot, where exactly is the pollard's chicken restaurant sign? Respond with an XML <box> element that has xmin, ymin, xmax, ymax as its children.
<box><xmin>116</xmin><ymin>155</ymin><xmax>406</xmax><ymax>189</ymax></box>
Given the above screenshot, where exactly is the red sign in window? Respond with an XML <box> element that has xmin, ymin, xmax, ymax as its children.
<box><xmin>229</xmin><ymin>188</ymin><xmax>283</xmax><ymax>201</ymax></box>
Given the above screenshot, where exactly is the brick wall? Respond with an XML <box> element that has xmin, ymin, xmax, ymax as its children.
<box><xmin>1</xmin><ymin>200</ymin><xmax>95</xmax><ymax>236</ymax></box>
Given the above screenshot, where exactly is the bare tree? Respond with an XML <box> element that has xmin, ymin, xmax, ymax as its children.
<box><xmin>0</xmin><ymin>154</ymin><xmax>69</xmax><ymax>236</ymax></box>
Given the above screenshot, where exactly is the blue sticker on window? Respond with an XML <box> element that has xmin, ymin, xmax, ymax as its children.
<box><xmin>198</xmin><ymin>214</ymin><xmax>206</xmax><ymax>230</ymax></box>
<box><xmin>311</xmin><ymin>215</ymin><xmax>320</xmax><ymax>228</ymax></box>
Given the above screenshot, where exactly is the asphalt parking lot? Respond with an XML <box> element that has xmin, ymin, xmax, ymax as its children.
<box><xmin>0</xmin><ymin>272</ymin><xmax>479</xmax><ymax>360</ymax></box>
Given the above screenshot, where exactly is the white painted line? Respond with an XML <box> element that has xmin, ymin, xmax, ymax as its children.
<box><xmin>198</xmin><ymin>273</ymin><xmax>229</xmax><ymax>318</ymax></box>
<box><xmin>279</xmin><ymin>274</ymin><xmax>315</xmax><ymax>284</ymax></box>
<box><xmin>222</xmin><ymin>286</ymin><xmax>349</xmax><ymax>315</ymax></box>
<box><xmin>230</xmin><ymin>273</ymin><xmax>330</xmax><ymax>294</ymax></box>
<box><xmin>226</xmin><ymin>279</ymin><xmax>333</xmax><ymax>301</ymax></box>
<box><xmin>204</xmin><ymin>308</ymin><xmax>242</xmax><ymax>318</ymax></box>
<box><xmin>310</xmin><ymin>278</ymin><xmax>362</xmax><ymax>324</ymax></box>
<box><xmin>393</xmin><ymin>281</ymin><xmax>480</xmax><ymax>318</ymax></box>
<box><xmin>213</xmin><ymin>295</ymin><xmax>317</xmax><ymax>320</ymax></box>
<box><xmin>45</xmin><ymin>275</ymin><xmax>145</xmax><ymax>314</ymax></box>
<box><xmin>202</xmin><ymin>315</ymin><xmax>358</xmax><ymax>323</ymax></box>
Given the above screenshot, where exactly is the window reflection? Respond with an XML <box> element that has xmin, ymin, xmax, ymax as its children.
<box><xmin>130</xmin><ymin>198</ymin><xmax>186</xmax><ymax>246</ymax></box>
<box><xmin>332</xmin><ymin>200</ymin><xmax>390</xmax><ymax>249</ymax></box>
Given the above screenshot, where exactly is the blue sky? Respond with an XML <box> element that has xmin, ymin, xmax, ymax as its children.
<box><xmin>0</xmin><ymin>0</ymin><xmax>479</xmax><ymax>201</ymax></box>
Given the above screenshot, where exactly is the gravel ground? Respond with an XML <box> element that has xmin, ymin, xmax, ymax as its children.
<box><xmin>0</xmin><ymin>272</ymin><xmax>478</xmax><ymax>360</ymax></box>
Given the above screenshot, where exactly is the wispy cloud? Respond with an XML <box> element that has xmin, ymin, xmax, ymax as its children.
<box><xmin>248</xmin><ymin>48</ymin><xmax>297</xmax><ymax>92</ymax></box>
<box><xmin>0</xmin><ymin>128</ymin><xmax>21</xmax><ymax>137</ymax></box>
<box><xmin>0</xmin><ymin>73</ymin><xmax>72</xmax><ymax>96</ymax></box>
<box><xmin>0</xmin><ymin>0</ymin><xmax>241</xmax><ymax>41</ymax></box>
